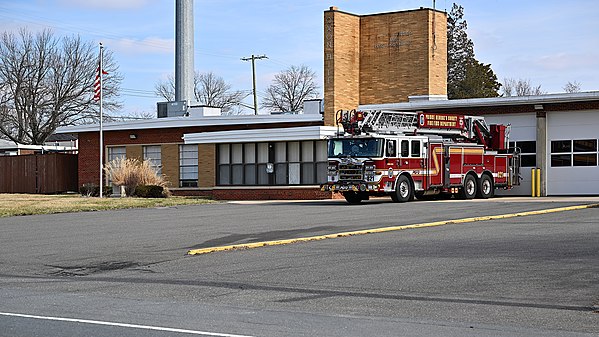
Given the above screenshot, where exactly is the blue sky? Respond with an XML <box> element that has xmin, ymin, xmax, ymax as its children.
<box><xmin>0</xmin><ymin>0</ymin><xmax>598</xmax><ymax>116</ymax></box>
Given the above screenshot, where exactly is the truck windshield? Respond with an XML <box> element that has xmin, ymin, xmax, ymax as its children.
<box><xmin>328</xmin><ymin>138</ymin><xmax>384</xmax><ymax>158</ymax></box>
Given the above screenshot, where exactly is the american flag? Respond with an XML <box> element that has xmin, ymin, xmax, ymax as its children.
<box><xmin>93</xmin><ymin>64</ymin><xmax>108</xmax><ymax>101</ymax></box>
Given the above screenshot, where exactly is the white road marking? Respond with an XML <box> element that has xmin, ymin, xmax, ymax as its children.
<box><xmin>0</xmin><ymin>312</ymin><xmax>255</xmax><ymax>337</ymax></box>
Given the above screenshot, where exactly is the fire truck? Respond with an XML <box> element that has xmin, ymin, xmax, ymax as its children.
<box><xmin>321</xmin><ymin>109</ymin><xmax>520</xmax><ymax>204</ymax></box>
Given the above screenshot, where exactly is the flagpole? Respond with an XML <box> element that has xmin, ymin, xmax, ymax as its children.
<box><xmin>99</xmin><ymin>43</ymin><xmax>104</xmax><ymax>198</ymax></box>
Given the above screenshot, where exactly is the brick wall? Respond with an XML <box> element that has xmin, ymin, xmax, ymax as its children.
<box><xmin>324</xmin><ymin>9</ymin><xmax>360</xmax><ymax>126</ymax></box>
<box><xmin>161</xmin><ymin>144</ymin><xmax>180</xmax><ymax>187</ymax></box>
<box><xmin>198</xmin><ymin>144</ymin><xmax>215</xmax><ymax>188</ymax></box>
<box><xmin>323</xmin><ymin>7</ymin><xmax>448</xmax><ymax>125</ymax></box>
<box><xmin>77</xmin><ymin>121</ymin><xmax>320</xmax><ymax>188</ymax></box>
<box><xmin>212</xmin><ymin>188</ymin><xmax>333</xmax><ymax>200</ymax></box>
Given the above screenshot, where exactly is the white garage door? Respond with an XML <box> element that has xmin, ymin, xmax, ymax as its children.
<box><xmin>547</xmin><ymin>111</ymin><xmax>599</xmax><ymax>195</ymax></box>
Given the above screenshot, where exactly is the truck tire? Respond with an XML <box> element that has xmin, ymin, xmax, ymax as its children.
<box><xmin>392</xmin><ymin>175</ymin><xmax>414</xmax><ymax>203</ymax></box>
<box><xmin>459</xmin><ymin>174</ymin><xmax>477</xmax><ymax>199</ymax></box>
<box><xmin>477</xmin><ymin>174</ymin><xmax>494</xmax><ymax>199</ymax></box>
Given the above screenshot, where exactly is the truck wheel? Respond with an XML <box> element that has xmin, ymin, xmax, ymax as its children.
<box><xmin>459</xmin><ymin>174</ymin><xmax>477</xmax><ymax>200</ymax></box>
<box><xmin>477</xmin><ymin>174</ymin><xmax>494</xmax><ymax>199</ymax></box>
<box><xmin>392</xmin><ymin>175</ymin><xmax>414</xmax><ymax>203</ymax></box>
<box><xmin>344</xmin><ymin>192</ymin><xmax>363</xmax><ymax>204</ymax></box>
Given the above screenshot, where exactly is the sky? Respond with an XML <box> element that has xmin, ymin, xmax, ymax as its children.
<box><xmin>0</xmin><ymin>0</ymin><xmax>598</xmax><ymax>116</ymax></box>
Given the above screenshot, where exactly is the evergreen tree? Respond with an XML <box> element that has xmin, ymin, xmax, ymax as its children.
<box><xmin>447</xmin><ymin>4</ymin><xmax>500</xmax><ymax>99</ymax></box>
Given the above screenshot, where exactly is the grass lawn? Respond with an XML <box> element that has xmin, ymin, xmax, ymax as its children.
<box><xmin>0</xmin><ymin>194</ymin><xmax>216</xmax><ymax>217</ymax></box>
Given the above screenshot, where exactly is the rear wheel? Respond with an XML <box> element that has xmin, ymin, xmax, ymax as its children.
<box><xmin>391</xmin><ymin>175</ymin><xmax>414</xmax><ymax>203</ymax></box>
<box><xmin>459</xmin><ymin>174</ymin><xmax>477</xmax><ymax>199</ymax></box>
<box><xmin>477</xmin><ymin>174</ymin><xmax>494</xmax><ymax>199</ymax></box>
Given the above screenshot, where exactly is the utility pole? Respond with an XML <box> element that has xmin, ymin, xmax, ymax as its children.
<box><xmin>241</xmin><ymin>54</ymin><xmax>268</xmax><ymax>115</ymax></box>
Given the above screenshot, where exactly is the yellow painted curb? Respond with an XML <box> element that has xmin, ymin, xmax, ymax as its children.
<box><xmin>187</xmin><ymin>203</ymin><xmax>599</xmax><ymax>256</ymax></box>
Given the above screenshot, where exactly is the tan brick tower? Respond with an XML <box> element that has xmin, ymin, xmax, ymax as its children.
<box><xmin>323</xmin><ymin>7</ymin><xmax>447</xmax><ymax>126</ymax></box>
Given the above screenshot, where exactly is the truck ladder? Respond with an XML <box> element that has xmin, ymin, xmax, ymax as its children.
<box><xmin>361</xmin><ymin>110</ymin><xmax>418</xmax><ymax>134</ymax></box>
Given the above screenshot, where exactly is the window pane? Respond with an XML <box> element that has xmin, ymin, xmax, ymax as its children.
<box><xmin>573</xmin><ymin>153</ymin><xmax>597</xmax><ymax>166</ymax></box>
<box><xmin>218</xmin><ymin>144</ymin><xmax>230</xmax><ymax>164</ymax></box>
<box><xmin>257</xmin><ymin>164</ymin><xmax>269</xmax><ymax>184</ymax></box>
<box><xmin>180</xmin><ymin>180</ymin><xmax>198</xmax><ymax>188</ymax></box>
<box><xmin>218</xmin><ymin>165</ymin><xmax>230</xmax><ymax>185</ymax></box>
<box><xmin>289</xmin><ymin>163</ymin><xmax>300</xmax><ymax>184</ymax></box>
<box><xmin>143</xmin><ymin>145</ymin><xmax>161</xmax><ymax>175</ymax></box>
<box><xmin>232</xmin><ymin>144</ymin><xmax>243</xmax><ymax>164</ymax></box>
<box><xmin>244</xmin><ymin>143</ymin><xmax>256</xmax><ymax>163</ymax></box>
<box><xmin>275</xmin><ymin>142</ymin><xmax>286</xmax><ymax>162</ymax></box>
<box><xmin>315</xmin><ymin>141</ymin><xmax>328</xmax><ymax>161</ymax></box>
<box><xmin>551</xmin><ymin>140</ymin><xmax>571</xmax><ymax>153</ymax></box>
<box><xmin>231</xmin><ymin>164</ymin><xmax>243</xmax><ymax>184</ymax></box>
<box><xmin>401</xmin><ymin>140</ymin><xmax>409</xmax><ymax>157</ymax></box>
<box><xmin>275</xmin><ymin>163</ymin><xmax>288</xmax><ymax>185</ymax></box>
<box><xmin>107</xmin><ymin>146</ymin><xmax>126</xmax><ymax>162</ymax></box>
<box><xmin>520</xmin><ymin>154</ymin><xmax>536</xmax><ymax>167</ymax></box>
<box><xmin>257</xmin><ymin>143</ymin><xmax>269</xmax><ymax>163</ymax></box>
<box><xmin>316</xmin><ymin>162</ymin><xmax>328</xmax><ymax>184</ymax></box>
<box><xmin>301</xmin><ymin>162</ymin><xmax>315</xmax><ymax>184</ymax></box>
<box><xmin>551</xmin><ymin>154</ymin><xmax>571</xmax><ymax>167</ymax></box>
<box><xmin>244</xmin><ymin>164</ymin><xmax>257</xmax><ymax>184</ymax></box>
<box><xmin>301</xmin><ymin>141</ymin><xmax>314</xmax><ymax>162</ymax></box>
<box><xmin>573</xmin><ymin>139</ymin><xmax>597</xmax><ymax>152</ymax></box>
<box><xmin>411</xmin><ymin>140</ymin><xmax>421</xmax><ymax>157</ymax></box>
<box><xmin>516</xmin><ymin>141</ymin><xmax>536</xmax><ymax>154</ymax></box>
<box><xmin>288</xmin><ymin>142</ymin><xmax>300</xmax><ymax>162</ymax></box>
<box><xmin>179</xmin><ymin>145</ymin><xmax>198</xmax><ymax>187</ymax></box>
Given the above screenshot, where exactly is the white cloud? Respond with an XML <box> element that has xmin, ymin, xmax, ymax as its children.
<box><xmin>103</xmin><ymin>37</ymin><xmax>174</xmax><ymax>55</ymax></box>
<box><xmin>58</xmin><ymin>0</ymin><xmax>149</xmax><ymax>10</ymax></box>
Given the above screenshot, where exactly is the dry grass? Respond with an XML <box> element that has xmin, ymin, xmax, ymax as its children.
<box><xmin>104</xmin><ymin>158</ymin><xmax>168</xmax><ymax>196</ymax></box>
<box><xmin>0</xmin><ymin>194</ymin><xmax>215</xmax><ymax>217</ymax></box>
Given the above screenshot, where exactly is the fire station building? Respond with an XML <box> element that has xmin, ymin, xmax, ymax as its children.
<box><xmin>58</xmin><ymin>7</ymin><xmax>599</xmax><ymax>198</ymax></box>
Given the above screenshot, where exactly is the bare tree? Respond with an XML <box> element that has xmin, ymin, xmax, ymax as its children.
<box><xmin>0</xmin><ymin>29</ymin><xmax>121</xmax><ymax>145</ymax></box>
<box><xmin>262</xmin><ymin>65</ymin><xmax>319</xmax><ymax>112</ymax></box>
<box><xmin>154</xmin><ymin>71</ymin><xmax>247</xmax><ymax>115</ymax></box>
<box><xmin>501</xmin><ymin>78</ymin><xmax>545</xmax><ymax>97</ymax></box>
<box><xmin>563</xmin><ymin>81</ymin><xmax>581</xmax><ymax>93</ymax></box>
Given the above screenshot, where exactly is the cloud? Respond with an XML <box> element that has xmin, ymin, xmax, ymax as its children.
<box><xmin>103</xmin><ymin>37</ymin><xmax>174</xmax><ymax>55</ymax></box>
<box><xmin>57</xmin><ymin>0</ymin><xmax>149</xmax><ymax>10</ymax></box>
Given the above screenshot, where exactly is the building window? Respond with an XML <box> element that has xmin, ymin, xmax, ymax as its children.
<box><xmin>106</xmin><ymin>146</ymin><xmax>126</xmax><ymax>185</ymax></box>
<box><xmin>550</xmin><ymin>139</ymin><xmax>597</xmax><ymax>167</ymax></box>
<box><xmin>216</xmin><ymin>141</ymin><xmax>328</xmax><ymax>186</ymax></box>
<box><xmin>510</xmin><ymin>140</ymin><xmax>537</xmax><ymax>167</ymax></box>
<box><xmin>107</xmin><ymin>146</ymin><xmax>126</xmax><ymax>164</ymax></box>
<box><xmin>218</xmin><ymin>144</ymin><xmax>230</xmax><ymax>185</ymax></box>
<box><xmin>179</xmin><ymin>144</ymin><xmax>198</xmax><ymax>187</ymax></box>
<box><xmin>143</xmin><ymin>145</ymin><xmax>162</xmax><ymax>175</ymax></box>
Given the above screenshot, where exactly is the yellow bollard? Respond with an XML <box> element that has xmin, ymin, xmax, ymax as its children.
<box><xmin>536</xmin><ymin>168</ymin><xmax>541</xmax><ymax>198</ymax></box>
<box><xmin>531</xmin><ymin>168</ymin><xmax>541</xmax><ymax>197</ymax></box>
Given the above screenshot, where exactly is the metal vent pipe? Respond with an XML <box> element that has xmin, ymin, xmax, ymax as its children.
<box><xmin>175</xmin><ymin>0</ymin><xmax>194</xmax><ymax>103</ymax></box>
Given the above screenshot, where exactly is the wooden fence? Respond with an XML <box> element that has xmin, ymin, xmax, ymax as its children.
<box><xmin>0</xmin><ymin>153</ymin><xmax>78</xmax><ymax>194</ymax></box>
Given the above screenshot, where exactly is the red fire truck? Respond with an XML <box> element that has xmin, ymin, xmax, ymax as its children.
<box><xmin>321</xmin><ymin>109</ymin><xmax>520</xmax><ymax>204</ymax></box>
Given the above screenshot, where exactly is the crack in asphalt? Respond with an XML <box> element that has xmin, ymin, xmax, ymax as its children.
<box><xmin>0</xmin><ymin>273</ymin><xmax>594</xmax><ymax>313</ymax></box>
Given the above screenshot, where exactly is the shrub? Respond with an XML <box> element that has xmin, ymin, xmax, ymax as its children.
<box><xmin>104</xmin><ymin>158</ymin><xmax>169</xmax><ymax>197</ymax></box>
<box><xmin>79</xmin><ymin>184</ymin><xmax>112</xmax><ymax>197</ymax></box>
<box><xmin>134</xmin><ymin>185</ymin><xmax>165</xmax><ymax>198</ymax></box>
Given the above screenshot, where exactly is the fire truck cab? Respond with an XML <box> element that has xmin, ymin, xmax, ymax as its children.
<box><xmin>321</xmin><ymin>110</ymin><xmax>520</xmax><ymax>204</ymax></box>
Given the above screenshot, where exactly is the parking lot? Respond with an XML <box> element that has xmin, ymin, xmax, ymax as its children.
<box><xmin>0</xmin><ymin>197</ymin><xmax>598</xmax><ymax>336</ymax></box>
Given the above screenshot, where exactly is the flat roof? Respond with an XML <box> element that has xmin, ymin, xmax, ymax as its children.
<box><xmin>183</xmin><ymin>126</ymin><xmax>338</xmax><ymax>144</ymax></box>
<box><xmin>56</xmin><ymin>114</ymin><xmax>323</xmax><ymax>134</ymax></box>
<box><xmin>360</xmin><ymin>91</ymin><xmax>599</xmax><ymax>111</ymax></box>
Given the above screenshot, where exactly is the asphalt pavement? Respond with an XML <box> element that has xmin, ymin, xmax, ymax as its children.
<box><xmin>0</xmin><ymin>196</ymin><xmax>597</xmax><ymax>336</ymax></box>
